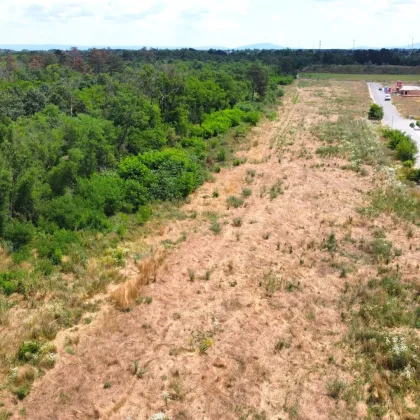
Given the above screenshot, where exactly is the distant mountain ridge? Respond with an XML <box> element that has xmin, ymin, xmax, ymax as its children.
<box><xmin>234</xmin><ymin>43</ymin><xmax>286</xmax><ymax>50</ymax></box>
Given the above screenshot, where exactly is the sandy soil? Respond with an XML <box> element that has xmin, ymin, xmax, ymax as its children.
<box><xmin>7</xmin><ymin>81</ymin><xmax>413</xmax><ymax>420</ymax></box>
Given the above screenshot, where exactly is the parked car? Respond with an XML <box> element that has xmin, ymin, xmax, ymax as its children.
<box><xmin>378</xmin><ymin>86</ymin><xmax>383</xmax><ymax>91</ymax></box>
<box><xmin>385</xmin><ymin>94</ymin><xmax>391</xmax><ymax>101</ymax></box>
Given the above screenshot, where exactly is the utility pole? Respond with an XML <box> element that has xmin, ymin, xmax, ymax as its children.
<box><xmin>319</xmin><ymin>40</ymin><xmax>321</xmax><ymax>50</ymax></box>
<box><xmin>412</xmin><ymin>37</ymin><xmax>414</xmax><ymax>51</ymax></box>
<box><xmin>353</xmin><ymin>38</ymin><xmax>355</xmax><ymax>51</ymax></box>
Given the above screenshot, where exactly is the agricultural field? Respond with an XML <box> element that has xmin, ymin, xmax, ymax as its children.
<box><xmin>1</xmin><ymin>73</ymin><xmax>419</xmax><ymax>419</ymax></box>
<box><xmin>301</xmin><ymin>72</ymin><xmax>420</xmax><ymax>82</ymax></box>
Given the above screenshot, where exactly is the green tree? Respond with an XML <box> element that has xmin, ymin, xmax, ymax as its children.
<box><xmin>248</xmin><ymin>64</ymin><xmax>269</xmax><ymax>101</ymax></box>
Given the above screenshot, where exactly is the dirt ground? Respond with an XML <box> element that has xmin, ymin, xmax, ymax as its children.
<box><xmin>392</xmin><ymin>95</ymin><xmax>420</xmax><ymax>119</ymax></box>
<box><xmin>6</xmin><ymin>81</ymin><xmax>416</xmax><ymax>420</ymax></box>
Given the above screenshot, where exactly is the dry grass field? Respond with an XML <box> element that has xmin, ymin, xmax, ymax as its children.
<box><xmin>392</xmin><ymin>95</ymin><xmax>420</xmax><ymax>119</ymax></box>
<box><xmin>1</xmin><ymin>80</ymin><xmax>420</xmax><ymax>420</ymax></box>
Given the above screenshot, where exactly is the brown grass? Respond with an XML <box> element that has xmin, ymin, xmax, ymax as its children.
<box><xmin>109</xmin><ymin>248</ymin><xmax>166</xmax><ymax>310</ymax></box>
<box><xmin>3</xmin><ymin>80</ymin><xmax>418</xmax><ymax>419</ymax></box>
<box><xmin>392</xmin><ymin>95</ymin><xmax>420</xmax><ymax>119</ymax></box>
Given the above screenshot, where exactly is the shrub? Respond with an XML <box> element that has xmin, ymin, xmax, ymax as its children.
<box><xmin>4</xmin><ymin>220</ymin><xmax>34</xmax><ymax>250</ymax></box>
<box><xmin>368</xmin><ymin>103</ymin><xmax>384</xmax><ymax>120</ymax></box>
<box><xmin>396</xmin><ymin>138</ymin><xmax>418</xmax><ymax>162</ymax></box>
<box><xmin>17</xmin><ymin>341</ymin><xmax>41</xmax><ymax>362</ymax></box>
<box><xmin>138</xmin><ymin>149</ymin><xmax>204</xmax><ymax>201</ymax></box>
<box><xmin>0</xmin><ymin>270</ymin><xmax>27</xmax><ymax>295</ymax></box>
<box><xmin>136</xmin><ymin>206</ymin><xmax>152</xmax><ymax>225</ymax></box>
<box><xmin>76</xmin><ymin>172</ymin><xmax>125</xmax><ymax>217</ymax></box>
<box><xmin>42</xmin><ymin>195</ymin><xmax>109</xmax><ymax>231</ymax></box>
<box><xmin>406</xmin><ymin>168</ymin><xmax>420</xmax><ymax>183</ymax></box>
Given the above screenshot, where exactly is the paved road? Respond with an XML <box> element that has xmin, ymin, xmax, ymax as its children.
<box><xmin>368</xmin><ymin>82</ymin><xmax>420</xmax><ymax>167</ymax></box>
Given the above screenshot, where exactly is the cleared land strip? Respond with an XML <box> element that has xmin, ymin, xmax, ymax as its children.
<box><xmin>10</xmin><ymin>81</ymin><xmax>420</xmax><ymax>420</ymax></box>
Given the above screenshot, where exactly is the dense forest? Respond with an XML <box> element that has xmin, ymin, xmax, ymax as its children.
<box><xmin>0</xmin><ymin>47</ymin><xmax>295</xmax><ymax>293</ymax></box>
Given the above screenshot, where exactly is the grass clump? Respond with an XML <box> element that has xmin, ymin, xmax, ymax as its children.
<box><xmin>327</xmin><ymin>378</ymin><xmax>347</xmax><ymax>400</ymax></box>
<box><xmin>269</xmin><ymin>179</ymin><xmax>283</xmax><ymax>200</ymax></box>
<box><xmin>242</xmin><ymin>187</ymin><xmax>252</xmax><ymax>198</ymax></box>
<box><xmin>316</xmin><ymin>145</ymin><xmax>340</xmax><ymax>158</ymax></box>
<box><xmin>322</xmin><ymin>233</ymin><xmax>337</xmax><ymax>255</ymax></box>
<box><xmin>232</xmin><ymin>217</ymin><xmax>242</xmax><ymax>227</ymax></box>
<box><xmin>226</xmin><ymin>195</ymin><xmax>244</xmax><ymax>209</ymax></box>
<box><xmin>209</xmin><ymin>220</ymin><xmax>221</xmax><ymax>235</ymax></box>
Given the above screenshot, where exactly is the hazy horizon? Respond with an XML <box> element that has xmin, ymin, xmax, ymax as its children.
<box><xmin>0</xmin><ymin>0</ymin><xmax>419</xmax><ymax>50</ymax></box>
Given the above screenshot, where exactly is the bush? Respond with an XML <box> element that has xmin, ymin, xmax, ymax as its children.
<box><xmin>4</xmin><ymin>220</ymin><xmax>34</xmax><ymax>250</ymax></box>
<box><xmin>396</xmin><ymin>138</ymin><xmax>418</xmax><ymax>162</ymax></box>
<box><xmin>35</xmin><ymin>229</ymin><xmax>80</xmax><ymax>265</ymax></box>
<box><xmin>137</xmin><ymin>149</ymin><xmax>204</xmax><ymax>201</ymax></box>
<box><xmin>42</xmin><ymin>195</ymin><xmax>109</xmax><ymax>231</ymax></box>
<box><xmin>136</xmin><ymin>206</ymin><xmax>152</xmax><ymax>225</ymax></box>
<box><xmin>76</xmin><ymin>172</ymin><xmax>125</xmax><ymax>217</ymax></box>
<box><xmin>368</xmin><ymin>103</ymin><xmax>384</xmax><ymax>120</ymax></box>
<box><xmin>406</xmin><ymin>168</ymin><xmax>420</xmax><ymax>183</ymax></box>
<box><xmin>382</xmin><ymin>128</ymin><xmax>418</xmax><ymax>163</ymax></box>
<box><xmin>0</xmin><ymin>270</ymin><xmax>27</xmax><ymax>295</ymax></box>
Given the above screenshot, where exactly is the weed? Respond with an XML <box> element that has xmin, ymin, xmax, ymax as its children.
<box><xmin>212</xmin><ymin>189</ymin><xmax>219</xmax><ymax>198</ymax></box>
<box><xmin>226</xmin><ymin>195</ymin><xmax>244</xmax><ymax>209</ymax></box>
<box><xmin>263</xmin><ymin>232</ymin><xmax>271</xmax><ymax>240</ymax></box>
<box><xmin>327</xmin><ymin>378</ymin><xmax>347</xmax><ymax>400</ymax></box>
<box><xmin>322</xmin><ymin>233</ymin><xmax>337</xmax><ymax>254</ymax></box>
<box><xmin>169</xmin><ymin>379</ymin><xmax>186</xmax><ymax>401</ymax></box>
<box><xmin>286</xmin><ymin>280</ymin><xmax>300</xmax><ymax>292</ymax></box>
<box><xmin>262</xmin><ymin>271</ymin><xmax>283</xmax><ymax>296</ymax></box>
<box><xmin>205</xmin><ymin>270</ymin><xmax>211</xmax><ymax>281</ymax></box>
<box><xmin>188</xmin><ymin>269</ymin><xmax>195</xmax><ymax>282</ymax></box>
<box><xmin>103</xmin><ymin>381</ymin><xmax>112</xmax><ymax>389</ymax></box>
<box><xmin>209</xmin><ymin>220</ymin><xmax>221</xmax><ymax>235</ymax></box>
<box><xmin>274</xmin><ymin>339</ymin><xmax>290</xmax><ymax>353</ymax></box>
<box><xmin>269</xmin><ymin>179</ymin><xmax>283</xmax><ymax>200</ymax></box>
<box><xmin>232</xmin><ymin>217</ymin><xmax>242</xmax><ymax>227</ymax></box>
<box><xmin>316</xmin><ymin>145</ymin><xmax>340</xmax><ymax>158</ymax></box>
<box><xmin>242</xmin><ymin>188</ymin><xmax>252</xmax><ymax>198</ymax></box>
<box><xmin>145</xmin><ymin>296</ymin><xmax>153</xmax><ymax>304</ymax></box>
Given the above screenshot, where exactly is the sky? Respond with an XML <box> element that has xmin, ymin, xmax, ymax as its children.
<box><xmin>0</xmin><ymin>0</ymin><xmax>419</xmax><ymax>49</ymax></box>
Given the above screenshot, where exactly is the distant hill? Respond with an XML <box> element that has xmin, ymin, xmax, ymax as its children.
<box><xmin>356</xmin><ymin>43</ymin><xmax>420</xmax><ymax>50</ymax></box>
<box><xmin>234</xmin><ymin>43</ymin><xmax>286</xmax><ymax>50</ymax></box>
<box><xmin>395</xmin><ymin>42</ymin><xmax>420</xmax><ymax>49</ymax></box>
<box><xmin>0</xmin><ymin>44</ymin><xmax>77</xmax><ymax>51</ymax></box>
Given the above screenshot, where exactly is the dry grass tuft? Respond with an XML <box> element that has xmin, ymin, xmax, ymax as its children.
<box><xmin>109</xmin><ymin>248</ymin><xmax>166</xmax><ymax>310</ymax></box>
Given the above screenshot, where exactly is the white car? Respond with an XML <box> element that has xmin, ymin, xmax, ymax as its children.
<box><xmin>385</xmin><ymin>94</ymin><xmax>391</xmax><ymax>101</ymax></box>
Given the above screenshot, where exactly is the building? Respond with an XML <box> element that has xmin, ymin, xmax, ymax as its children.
<box><xmin>399</xmin><ymin>85</ymin><xmax>420</xmax><ymax>97</ymax></box>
